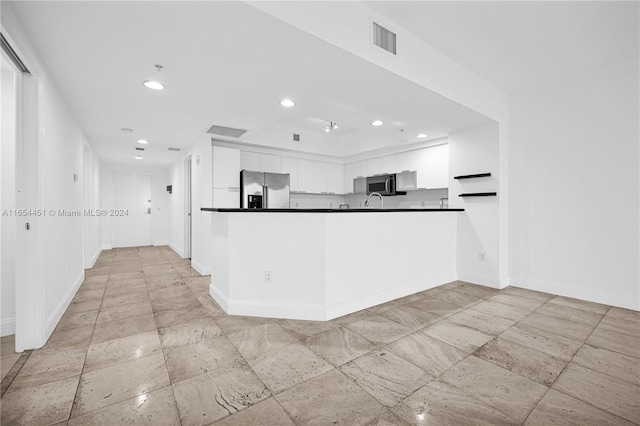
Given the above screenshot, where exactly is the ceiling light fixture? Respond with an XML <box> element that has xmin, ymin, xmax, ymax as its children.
<box><xmin>137</xmin><ymin>139</ymin><xmax>149</xmax><ymax>144</ymax></box>
<box><xmin>417</xmin><ymin>133</ymin><xmax>428</xmax><ymax>138</ymax></box>
<box><xmin>324</xmin><ymin>121</ymin><xmax>338</xmax><ymax>133</ymax></box>
<box><xmin>134</xmin><ymin>155</ymin><xmax>143</xmax><ymax>160</ymax></box>
<box><xmin>371</xmin><ymin>120</ymin><xmax>383</xmax><ymax>126</ymax></box>
<box><xmin>143</xmin><ymin>80</ymin><xmax>164</xmax><ymax>90</ymax></box>
<box><xmin>280</xmin><ymin>99</ymin><xmax>296</xmax><ymax>107</ymax></box>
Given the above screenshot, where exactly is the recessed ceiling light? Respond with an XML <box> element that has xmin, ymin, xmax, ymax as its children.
<box><xmin>280</xmin><ymin>99</ymin><xmax>295</xmax><ymax>107</ymax></box>
<box><xmin>137</xmin><ymin>139</ymin><xmax>149</xmax><ymax>144</ymax></box>
<box><xmin>371</xmin><ymin>120</ymin><xmax>384</xmax><ymax>126</ymax></box>
<box><xmin>143</xmin><ymin>80</ymin><xmax>164</xmax><ymax>90</ymax></box>
<box><xmin>134</xmin><ymin>155</ymin><xmax>143</xmax><ymax>160</ymax></box>
<box><xmin>417</xmin><ymin>133</ymin><xmax>428</xmax><ymax>138</ymax></box>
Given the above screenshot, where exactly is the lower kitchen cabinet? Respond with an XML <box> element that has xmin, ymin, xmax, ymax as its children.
<box><xmin>213</xmin><ymin>187</ymin><xmax>240</xmax><ymax>208</ymax></box>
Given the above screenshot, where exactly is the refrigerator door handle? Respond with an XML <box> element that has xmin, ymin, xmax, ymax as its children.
<box><xmin>263</xmin><ymin>185</ymin><xmax>268</xmax><ymax>208</ymax></box>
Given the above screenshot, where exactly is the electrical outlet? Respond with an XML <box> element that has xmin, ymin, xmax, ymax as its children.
<box><xmin>479</xmin><ymin>252</ymin><xmax>486</xmax><ymax>262</ymax></box>
<box><xmin>265</xmin><ymin>271</ymin><xmax>272</xmax><ymax>283</ymax></box>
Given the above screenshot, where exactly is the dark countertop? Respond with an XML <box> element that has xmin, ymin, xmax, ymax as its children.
<box><xmin>201</xmin><ymin>208</ymin><xmax>464</xmax><ymax>213</ymax></box>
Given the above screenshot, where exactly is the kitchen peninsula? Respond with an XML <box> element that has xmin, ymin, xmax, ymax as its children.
<box><xmin>202</xmin><ymin>207</ymin><xmax>463</xmax><ymax>320</ymax></box>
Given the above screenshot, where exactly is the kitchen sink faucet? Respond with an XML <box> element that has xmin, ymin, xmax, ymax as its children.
<box><xmin>364</xmin><ymin>192</ymin><xmax>383</xmax><ymax>209</ymax></box>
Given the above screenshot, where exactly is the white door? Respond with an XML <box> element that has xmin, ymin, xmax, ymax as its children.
<box><xmin>112</xmin><ymin>173</ymin><xmax>152</xmax><ymax>247</ymax></box>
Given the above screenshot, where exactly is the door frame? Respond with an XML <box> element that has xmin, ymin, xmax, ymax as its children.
<box><xmin>184</xmin><ymin>156</ymin><xmax>192</xmax><ymax>259</ymax></box>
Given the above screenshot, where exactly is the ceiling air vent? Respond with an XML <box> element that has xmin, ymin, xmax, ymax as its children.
<box><xmin>135</xmin><ymin>147</ymin><xmax>144</xmax><ymax>151</ymax></box>
<box><xmin>168</xmin><ymin>147</ymin><xmax>181</xmax><ymax>152</ymax></box>
<box><xmin>293</xmin><ymin>133</ymin><xmax>300</xmax><ymax>142</ymax></box>
<box><xmin>205</xmin><ymin>124</ymin><xmax>247</xmax><ymax>138</ymax></box>
<box><xmin>372</xmin><ymin>22</ymin><xmax>396</xmax><ymax>55</ymax></box>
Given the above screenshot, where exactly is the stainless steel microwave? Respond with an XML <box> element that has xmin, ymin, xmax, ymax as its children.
<box><xmin>366</xmin><ymin>174</ymin><xmax>406</xmax><ymax>196</ymax></box>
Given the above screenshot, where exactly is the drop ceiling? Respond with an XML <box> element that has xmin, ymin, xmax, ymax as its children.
<box><xmin>7</xmin><ymin>1</ymin><xmax>496</xmax><ymax>167</ymax></box>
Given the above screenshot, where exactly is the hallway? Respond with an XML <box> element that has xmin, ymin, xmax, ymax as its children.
<box><xmin>1</xmin><ymin>246</ymin><xmax>638</xmax><ymax>425</ymax></box>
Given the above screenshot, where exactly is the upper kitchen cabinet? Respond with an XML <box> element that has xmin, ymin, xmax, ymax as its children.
<box><xmin>281</xmin><ymin>157</ymin><xmax>299</xmax><ymax>192</ymax></box>
<box><xmin>343</xmin><ymin>160</ymin><xmax>367</xmax><ymax>193</ymax></box>
<box><xmin>260</xmin><ymin>154</ymin><xmax>282</xmax><ymax>173</ymax></box>
<box><xmin>313</xmin><ymin>162</ymin><xmax>329</xmax><ymax>193</ymax></box>
<box><xmin>213</xmin><ymin>146</ymin><xmax>240</xmax><ymax>189</ymax></box>
<box><xmin>297</xmin><ymin>159</ymin><xmax>314</xmax><ymax>193</ymax></box>
<box><xmin>397</xmin><ymin>144</ymin><xmax>449</xmax><ymax>189</ymax></box>
<box><xmin>327</xmin><ymin>163</ymin><xmax>342</xmax><ymax>194</ymax></box>
<box><xmin>381</xmin><ymin>155</ymin><xmax>397</xmax><ymax>174</ymax></box>
<box><xmin>240</xmin><ymin>151</ymin><xmax>260</xmax><ymax>172</ymax></box>
<box><xmin>367</xmin><ymin>157</ymin><xmax>383</xmax><ymax>176</ymax></box>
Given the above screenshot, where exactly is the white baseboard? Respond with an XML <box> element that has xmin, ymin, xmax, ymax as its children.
<box><xmin>102</xmin><ymin>244</ymin><xmax>112</xmax><ymax>250</ymax></box>
<box><xmin>191</xmin><ymin>259</ymin><xmax>211</xmax><ymax>276</ymax></box>
<box><xmin>1</xmin><ymin>317</ymin><xmax>16</xmax><ymax>336</ymax></box>
<box><xmin>44</xmin><ymin>270</ymin><xmax>85</xmax><ymax>339</ymax></box>
<box><xmin>86</xmin><ymin>247</ymin><xmax>102</xmax><ymax>269</ymax></box>
<box><xmin>209</xmin><ymin>283</ymin><xmax>229</xmax><ymax>312</ymax></box>
<box><xmin>511</xmin><ymin>276</ymin><xmax>639</xmax><ymax>311</ymax></box>
<box><xmin>153</xmin><ymin>241</ymin><xmax>169</xmax><ymax>247</ymax></box>
<box><xmin>456</xmin><ymin>272</ymin><xmax>501</xmax><ymax>289</ymax></box>
<box><xmin>228</xmin><ymin>299</ymin><xmax>326</xmax><ymax>321</ymax></box>
<box><xmin>168</xmin><ymin>241</ymin><xmax>184</xmax><ymax>258</ymax></box>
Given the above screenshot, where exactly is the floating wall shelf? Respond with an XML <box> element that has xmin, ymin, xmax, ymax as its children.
<box><xmin>454</xmin><ymin>173</ymin><xmax>491</xmax><ymax>180</ymax></box>
<box><xmin>459</xmin><ymin>192</ymin><xmax>497</xmax><ymax>198</ymax></box>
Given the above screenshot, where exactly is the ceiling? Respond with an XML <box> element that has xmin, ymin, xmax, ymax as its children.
<box><xmin>8</xmin><ymin>1</ymin><xmax>636</xmax><ymax>168</ymax></box>
<box><xmin>7</xmin><ymin>1</ymin><xmax>494</xmax><ymax>167</ymax></box>
<box><xmin>366</xmin><ymin>1</ymin><xmax>639</xmax><ymax>94</ymax></box>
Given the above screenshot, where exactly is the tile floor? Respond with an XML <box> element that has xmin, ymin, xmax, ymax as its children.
<box><xmin>1</xmin><ymin>246</ymin><xmax>639</xmax><ymax>425</ymax></box>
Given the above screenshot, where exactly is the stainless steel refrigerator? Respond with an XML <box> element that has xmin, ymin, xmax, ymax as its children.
<box><xmin>240</xmin><ymin>170</ymin><xmax>290</xmax><ymax>208</ymax></box>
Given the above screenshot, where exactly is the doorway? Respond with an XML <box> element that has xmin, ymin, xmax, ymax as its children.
<box><xmin>111</xmin><ymin>173</ymin><xmax>152</xmax><ymax>247</ymax></box>
<box><xmin>184</xmin><ymin>156</ymin><xmax>192</xmax><ymax>259</ymax></box>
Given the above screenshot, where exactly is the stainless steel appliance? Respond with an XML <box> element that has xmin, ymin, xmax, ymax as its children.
<box><xmin>366</xmin><ymin>173</ymin><xmax>406</xmax><ymax>196</ymax></box>
<box><xmin>240</xmin><ymin>170</ymin><xmax>290</xmax><ymax>208</ymax></box>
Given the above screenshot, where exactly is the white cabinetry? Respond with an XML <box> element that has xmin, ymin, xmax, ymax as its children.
<box><xmin>313</xmin><ymin>162</ymin><xmax>328</xmax><ymax>193</ymax></box>
<box><xmin>260</xmin><ymin>154</ymin><xmax>281</xmax><ymax>173</ymax></box>
<box><xmin>213</xmin><ymin>146</ymin><xmax>240</xmax><ymax>208</ymax></box>
<box><xmin>297</xmin><ymin>160</ymin><xmax>314</xmax><ymax>193</ymax></box>
<box><xmin>343</xmin><ymin>160</ymin><xmax>367</xmax><ymax>193</ymax></box>
<box><xmin>281</xmin><ymin>157</ymin><xmax>298</xmax><ymax>192</ymax></box>
<box><xmin>396</xmin><ymin>145</ymin><xmax>449</xmax><ymax>189</ymax></box>
<box><xmin>367</xmin><ymin>157</ymin><xmax>383</xmax><ymax>176</ymax></box>
<box><xmin>327</xmin><ymin>163</ymin><xmax>342</xmax><ymax>194</ymax></box>
<box><xmin>240</xmin><ymin>151</ymin><xmax>260</xmax><ymax>172</ymax></box>
<box><xmin>381</xmin><ymin>155</ymin><xmax>397</xmax><ymax>174</ymax></box>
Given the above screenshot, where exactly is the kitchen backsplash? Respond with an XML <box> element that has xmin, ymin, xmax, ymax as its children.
<box><xmin>290</xmin><ymin>188</ymin><xmax>448</xmax><ymax>209</ymax></box>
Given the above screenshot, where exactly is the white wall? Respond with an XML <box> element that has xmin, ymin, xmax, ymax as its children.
<box><xmin>101</xmin><ymin>164</ymin><xmax>170</xmax><ymax>249</ymax></box>
<box><xmin>449</xmin><ymin>124</ymin><xmax>500</xmax><ymax>288</ymax></box>
<box><xmin>83</xmin><ymin>146</ymin><xmax>102</xmax><ymax>268</ymax></box>
<box><xmin>509</xmin><ymin>57</ymin><xmax>639</xmax><ymax>310</ymax></box>
<box><xmin>1</xmin><ymin>67</ymin><xmax>18</xmax><ymax>336</ymax></box>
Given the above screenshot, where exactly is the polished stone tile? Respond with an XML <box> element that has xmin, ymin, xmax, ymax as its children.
<box><xmin>66</xmin><ymin>299</ymin><xmax>102</xmax><ymax>314</ymax></box>
<box><xmin>553</xmin><ymin>363</ymin><xmax>640</xmax><ymax>423</ymax></box>
<box><xmin>71</xmin><ymin>353</ymin><xmax>170</xmax><ymax>417</ymax></box>
<box><xmin>366</xmin><ymin>299</ymin><xmax>406</xmax><ymax>315</ymax></box>
<box><xmin>193</xmin><ymin>294</ymin><xmax>227</xmax><ymax>318</ymax></box>
<box><xmin>385</xmin><ymin>330</ymin><xmax>467</xmax><ymax>377</ymax></box>
<box><xmin>0</xmin><ymin>376</ymin><xmax>79</xmax><ymax>426</ymax></box>
<box><xmin>211</xmin><ymin>397</ymin><xmax>294</xmax><ymax>426</ymax></box>
<box><xmin>422</xmin><ymin>319</ymin><xmax>493</xmax><ymax>353</ymax></box>
<box><xmin>548</xmin><ymin>295</ymin><xmax>610</xmax><ymax>315</ymax></box>
<box><xmin>158</xmin><ymin>316</ymin><xmax>223</xmax><ymax>349</ymax></box>
<box><xmin>39</xmin><ymin>325</ymin><xmax>93</xmax><ymax>351</ymax></box>
<box><xmin>488</xmin><ymin>293</ymin><xmax>545</xmax><ymax>312</ymax></box>
<box><xmin>1</xmin><ymin>339</ymin><xmax>16</xmax><ymax>358</ymax></box>
<box><xmin>432</xmin><ymin>289</ymin><xmax>484</xmax><ymax>308</ymax></box>
<box><xmin>102</xmin><ymin>283</ymin><xmax>148</xmax><ymax>300</ymax></box>
<box><xmin>216</xmin><ymin>315</ymin><xmax>272</xmax><ymax>335</ymax></box>
<box><xmin>366</xmin><ymin>410</ymin><xmax>410</xmax><ymax>426</ymax></box>
<box><xmin>79</xmin><ymin>281</ymin><xmax>107</xmax><ymax>292</ymax></box>
<box><xmin>537</xmin><ymin>302</ymin><xmax>604</xmax><ymax>326</ymax></box>
<box><xmin>587</xmin><ymin>327</ymin><xmax>640</xmax><ymax>358</ymax></box>
<box><xmin>329</xmin><ymin>309</ymin><xmax>374</xmax><ymax>326</ymax></box>
<box><xmin>91</xmin><ymin>313</ymin><xmax>156</xmax><ymax>344</ymax></box>
<box><xmin>344</xmin><ymin>315</ymin><xmax>412</xmax><ymax>345</ymax></box>
<box><xmin>520</xmin><ymin>312</ymin><xmax>595</xmax><ymax>341</ymax></box>
<box><xmin>172</xmin><ymin>362</ymin><xmax>269</xmax><ymax>425</ymax></box>
<box><xmin>67</xmin><ymin>386</ymin><xmax>181</xmax><ymax>426</ymax></box>
<box><xmin>276</xmin><ymin>318</ymin><xmax>337</xmax><ymax>340</ymax></box>
<box><xmin>95</xmin><ymin>300</ymin><xmax>153</xmax><ymax>324</ymax></box>
<box><xmin>439</xmin><ymin>356</ymin><xmax>547</xmax><ymax>423</ymax></box>
<box><xmin>470</xmin><ymin>299</ymin><xmax>531</xmax><ymax>322</ymax></box>
<box><xmin>572</xmin><ymin>344</ymin><xmax>640</xmax><ymax>386</ymax></box>
<box><xmin>153</xmin><ymin>305</ymin><xmax>212</xmax><ymax>329</ymax></box>
<box><xmin>475</xmin><ymin>338</ymin><xmax>567</xmax><ymax>386</ymax></box>
<box><xmin>524</xmin><ymin>388</ymin><xmax>635</xmax><ymax>426</ymax></box>
<box><xmin>393</xmin><ymin>380</ymin><xmax>519</xmax><ymax>426</ymax></box>
<box><xmin>1</xmin><ymin>354</ymin><xmax>20</xmax><ymax>380</ymax></box>
<box><xmin>339</xmin><ymin>349</ymin><xmax>432</xmax><ymax>407</ymax></box>
<box><xmin>108</xmin><ymin>272</ymin><xmax>145</xmax><ymax>282</ymax></box>
<box><xmin>501</xmin><ymin>286</ymin><xmax>554</xmax><ymax>303</ymax></box>
<box><xmin>500</xmin><ymin>324</ymin><xmax>582</xmax><ymax>361</ymax></box>
<box><xmin>247</xmin><ymin>343</ymin><xmax>333</xmax><ymax>394</ymax></box>
<box><xmin>84</xmin><ymin>331</ymin><xmax>161</xmax><ymax>373</ymax></box>
<box><xmin>164</xmin><ymin>335</ymin><xmax>243</xmax><ymax>383</ymax></box>
<box><xmin>56</xmin><ymin>309</ymin><xmax>99</xmax><ymax>332</ymax></box>
<box><xmin>8</xmin><ymin>347</ymin><xmax>86</xmax><ymax>392</ymax></box>
<box><xmin>100</xmin><ymin>292</ymin><xmax>149</xmax><ymax>309</ymax></box>
<box><xmin>455</xmin><ymin>282</ymin><xmax>500</xmax><ymax>299</ymax></box>
<box><xmin>596</xmin><ymin>315</ymin><xmax>640</xmax><ymax>338</ymax></box>
<box><xmin>73</xmin><ymin>289</ymin><xmax>104</xmax><ymax>304</ymax></box>
<box><xmin>380</xmin><ymin>304</ymin><xmax>440</xmax><ymax>330</ymax></box>
<box><xmin>145</xmin><ymin>277</ymin><xmax>186</xmax><ymax>292</ymax></box>
<box><xmin>408</xmin><ymin>297</ymin><xmax>463</xmax><ymax>316</ymax></box>
<box><xmin>607</xmin><ymin>306</ymin><xmax>640</xmax><ymax>323</ymax></box>
<box><xmin>228</xmin><ymin>322</ymin><xmax>298</xmax><ymax>359</ymax></box>
<box><xmin>447</xmin><ymin>309</ymin><xmax>515</xmax><ymax>336</ymax></box>
<box><xmin>275</xmin><ymin>369</ymin><xmax>386</xmax><ymax>426</ymax></box>
<box><xmin>305</xmin><ymin>326</ymin><xmax>375</xmax><ymax>366</ymax></box>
